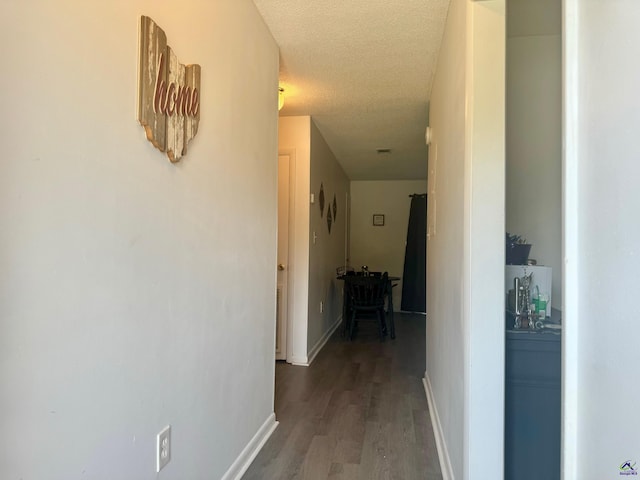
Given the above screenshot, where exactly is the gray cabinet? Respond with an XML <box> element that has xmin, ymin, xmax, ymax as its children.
<box><xmin>505</xmin><ymin>329</ymin><xmax>561</xmax><ymax>480</ymax></box>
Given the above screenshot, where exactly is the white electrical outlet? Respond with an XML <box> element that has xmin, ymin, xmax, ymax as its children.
<box><xmin>157</xmin><ymin>425</ymin><xmax>171</xmax><ymax>472</ymax></box>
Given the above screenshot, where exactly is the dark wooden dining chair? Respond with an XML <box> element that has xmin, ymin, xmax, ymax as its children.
<box><xmin>344</xmin><ymin>272</ymin><xmax>388</xmax><ymax>341</ymax></box>
<box><xmin>385</xmin><ymin>280</ymin><xmax>397</xmax><ymax>339</ymax></box>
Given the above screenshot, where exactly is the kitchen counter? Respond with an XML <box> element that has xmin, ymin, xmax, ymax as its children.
<box><xmin>505</xmin><ymin>309</ymin><xmax>561</xmax><ymax>480</ymax></box>
<box><xmin>506</xmin><ymin>306</ymin><xmax>562</xmax><ymax>333</ymax></box>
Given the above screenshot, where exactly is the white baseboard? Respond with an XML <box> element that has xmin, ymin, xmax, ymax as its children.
<box><xmin>290</xmin><ymin>356</ymin><xmax>309</xmax><ymax>366</ymax></box>
<box><xmin>289</xmin><ymin>316</ymin><xmax>342</xmax><ymax>367</ymax></box>
<box><xmin>221</xmin><ymin>412</ymin><xmax>278</xmax><ymax>480</ymax></box>
<box><xmin>423</xmin><ymin>373</ymin><xmax>454</xmax><ymax>480</ymax></box>
<box><xmin>307</xmin><ymin>315</ymin><xmax>342</xmax><ymax>365</ymax></box>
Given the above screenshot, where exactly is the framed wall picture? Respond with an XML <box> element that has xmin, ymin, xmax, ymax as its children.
<box><xmin>372</xmin><ymin>214</ymin><xmax>385</xmax><ymax>226</ymax></box>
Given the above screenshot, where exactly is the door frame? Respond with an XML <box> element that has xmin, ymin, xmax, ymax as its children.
<box><xmin>561</xmin><ymin>0</ymin><xmax>578</xmax><ymax>476</ymax></box>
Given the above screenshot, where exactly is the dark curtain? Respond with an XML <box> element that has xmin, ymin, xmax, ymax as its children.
<box><xmin>401</xmin><ymin>194</ymin><xmax>427</xmax><ymax>313</ymax></box>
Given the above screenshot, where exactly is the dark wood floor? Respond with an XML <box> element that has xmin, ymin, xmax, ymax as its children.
<box><xmin>243</xmin><ymin>313</ymin><xmax>443</xmax><ymax>480</ymax></box>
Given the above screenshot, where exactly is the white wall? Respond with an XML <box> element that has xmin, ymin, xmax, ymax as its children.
<box><xmin>426</xmin><ymin>0</ymin><xmax>505</xmax><ymax>478</ymax></box>
<box><xmin>350</xmin><ymin>180</ymin><xmax>427</xmax><ymax>309</ymax></box>
<box><xmin>278</xmin><ymin>117</ymin><xmax>311</xmax><ymax>365</ymax></box>
<box><xmin>564</xmin><ymin>1</ymin><xmax>640</xmax><ymax>477</ymax></box>
<box><xmin>0</xmin><ymin>2</ymin><xmax>279</xmax><ymax>479</ymax></box>
<box><xmin>426</xmin><ymin>0</ymin><xmax>467</xmax><ymax>473</ymax></box>
<box><xmin>308</xmin><ymin>121</ymin><xmax>350</xmax><ymax>356</ymax></box>
<box><xmin>464</xmin><ymin>3</ymin><xmax>506</xmax><ymax>477</ymax></box>
<box><xmin>278</xmin><ymin>116</ymin><xmax>349</xmax><ymax>364</ymax></box>
<box><xmin>506</xmin><ymin>0</ymin><xmax>562</xmax><ymax>309</ymax></box>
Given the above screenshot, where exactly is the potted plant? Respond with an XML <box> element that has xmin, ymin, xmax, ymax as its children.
<box><xmin>506</xmin><ymin>232</ymin><xmax>532</xmax><ymax>265</ymax></box>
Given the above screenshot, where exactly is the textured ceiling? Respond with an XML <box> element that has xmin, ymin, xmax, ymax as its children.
<box><xmin>253</xmin><ymin>0</ymin><xmax>450</xmax><ymax>180</ymax></box>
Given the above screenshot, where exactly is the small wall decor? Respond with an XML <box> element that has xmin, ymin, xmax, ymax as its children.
<box><xmin>332</xmin><ymin>194</ymin><xmax>337</xmax><ymax>221</ymax></box>
<box><xmin>137</xmin><ymin>16</ymin><xmax>201</xmax><ymax>163</ymax></box>
<box><xmin>373</xmin><ymin>214</ymin><xmax>385</xmax><ymax>226</ymax></box>
<box><xmin>327</xmin><ymin>205</ymin><xmax>333</xmax><ymax>233</ymax></box>
<box><xmin>319</xmin><ymin>183</ymin><xmax>325</xmax><ymax>218</ymax></box>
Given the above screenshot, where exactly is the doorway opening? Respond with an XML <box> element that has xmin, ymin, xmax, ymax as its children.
<box><xmin>504</xmin><ymin>1</ymin><xmax>563</xmax><ymax>478</ymax></box>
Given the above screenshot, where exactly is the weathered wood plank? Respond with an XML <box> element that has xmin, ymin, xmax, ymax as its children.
<box><xmin>137</xmin><ymin>16</ymin><xmax>201</xmax><ymax>162</ymax></box>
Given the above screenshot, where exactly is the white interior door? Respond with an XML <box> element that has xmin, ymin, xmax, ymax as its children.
<box><xmin>275</xmin><ymin>154</ymin><xmax>290</xmax><ymax>360</ymax></box>
<box><xmin>344</xmin><ymin>191</ymin><xmax>351</xmax><ymax>266</ymax></box>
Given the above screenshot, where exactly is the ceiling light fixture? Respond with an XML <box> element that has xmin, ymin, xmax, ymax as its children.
<box><xmin>278</xmin><ymin>87</ymin><xmax>285</xmax><ymax>111</ymax></box>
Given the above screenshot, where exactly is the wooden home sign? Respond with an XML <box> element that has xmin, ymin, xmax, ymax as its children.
<box><xmin>137</xmin><ymin>16</ymin><xmax>201</xmax><ymax>163</ymax></box>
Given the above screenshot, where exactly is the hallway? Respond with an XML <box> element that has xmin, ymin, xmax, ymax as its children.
<box><xmin>244</xmin><ymin>313</ymin><xmax>442</xmax><ymax>479</ymax></box>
